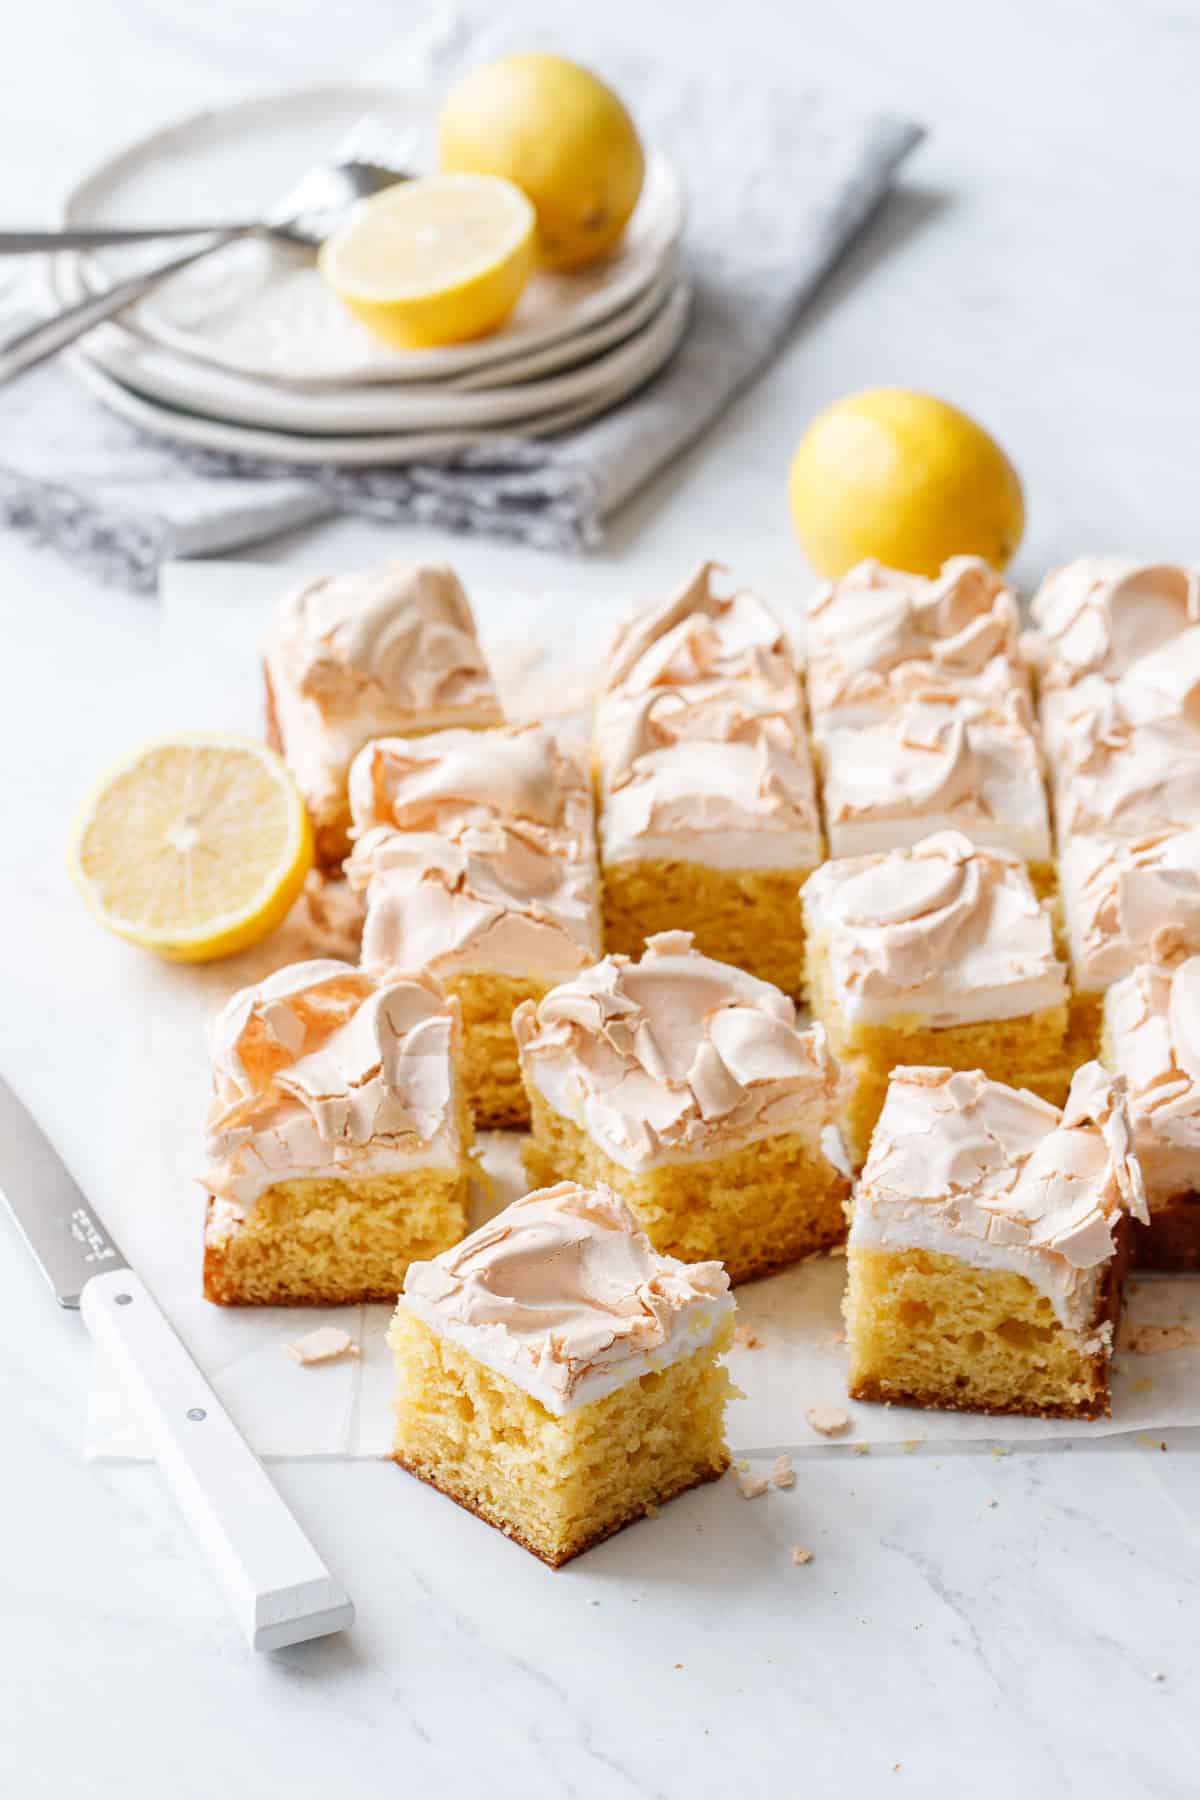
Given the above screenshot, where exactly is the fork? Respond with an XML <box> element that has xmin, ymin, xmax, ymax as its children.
<box><xmin>0</xmin><ymin>130</ymin><xmax>412</xmax><ymax>385</ymax></box>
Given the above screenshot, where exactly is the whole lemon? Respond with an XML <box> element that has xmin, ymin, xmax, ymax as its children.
<box><xmin>787</xmin><ymin>388</ymin><xmax>1024</xmax><ymax>578</ymax></box>
<box><xmin>438</xmin><ymin>52</ymin><xmax>645</xmax><ymax>271</ymax></box>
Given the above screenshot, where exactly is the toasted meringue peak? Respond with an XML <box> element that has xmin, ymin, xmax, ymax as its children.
<box><xmin>349</xmin><ymin>723</ymin><xmax>587</xmax><ymax>841</ymax></box>
<box><xmin>201</xmin><ymin>960</ymin><xmax>462</xmax><ymax>1209</ymax></box>
<box><xmin>400</xmin><ymin>1180</ymin><xmax>734</xmax><ymax>1413</ymax></box>
<box><xmin>263</xmin><ymin>561</ymin><xmax>502</xmax><ymax>819</ymax></box>
<box><xmin>1060</xmin><ymin>829</ymin><xmax>1200</xmax><ymax>993</ymax></box>
<box><xmin>513</xmin><ymin>934</ymin><xmax>850</xmax><ymax>1172</ymax></box>
<box><xmin>1051</xmin><ymin>632</ymin><xmax>1200</xmax><ymax>839</ymax></box>
<box><xmin>819</xmin><ymin>693</ymin><xmax>1050</xmax><ymax>863</ymax></box>
<box><xmin>596</xmin><ymin>567</ymin><xmax>820</xmax><ymax>871</ymax></box>
<box><xmin>1105</xmin><ymin>958</ymin><xmax>1200</xmax><ymax>1207</ymax></box>
<box><xmin>268</xmin><ymin>562</ymin><xmax>500</xmax><ymax>724</ymax></box>
<box><xmin>853</xmin><ymin>1064</ymin><xmax>1146</xmax><ymax>1330</ymax></box>
<box><xmin>602</xmin><ymin>561</ymin><xmax>800</xmax><ymax>700</ymax></box>
<box><xmin>805</xmin><ymin>557</ymin><xmax>1023</xmax><ymax>722</ymax></box>
<box><xmin>346</xmin><ymin>725</ymin><xmax>600</xmax><ymax>980</ymax></box>
<box><xmin>1023</xmin><ymin>557</ymin><xmax>1200</xmax><ymax>691</ymax></box>
<box><xmin>802</xmin><ymin>832</ymin><xmax>1065</xmax><ymax>1026</ymax></box>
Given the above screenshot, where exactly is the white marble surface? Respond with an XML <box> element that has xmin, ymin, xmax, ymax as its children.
<box><xmin>2</xmin><ymin>1</ymin><xmax>1199</xmax><ymax>1794</ymax></box>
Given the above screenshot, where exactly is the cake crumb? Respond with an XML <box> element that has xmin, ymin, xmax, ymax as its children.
<box><xmin>806</xmin><ymin>1405</ymin><xmax>852</xmax><ymax>1437</ymax></box>
<box><xmin>853</xmin><ymin>1443</ymin><xmax>871</xmax><ymax>1457</ymax></box>
<box><xmin>827</xmin><ymin>1243</ymin><xmax>847</xmax><ymax>1258</ymax></box>
<box><xmin>790</xmin><ymin>1545</ymin><xmax>814</xmax><ymax>1565</ymax></box>
<box><xmin>902</xmin><ymin>1438</ymin><xmax>923</xmax><ymax>1454</ymax></box>
<box><xmin>990</xmin><ymin>1446</ymin><xmax>1008</xmax><ymax>1459</ymax></box>
<box><xmin>737</xmin><ymin>1470</ymin><xmax>770</xmax><ymax>1499</ymax></box>
<box><xmin>733</xmin><ymin>1324</ymin><xmax>763</xmax><ymax>1350</ymax></box>
<box><xmin>1124</xmin><ymin>1322</ymin><xmax>1200</xmax><ymax>1354</ymax></box>
<box><xmin>645</xmin><ymin>1502</ymin><xmax>660</xmax><ymax>1517</ymax></box>
<box><xmin>770</xmin><ymin>1455</ymin><xmax>795</xmax><ymax>1490</ymax></box>
<box><xmin>1130</xmin><ymin>1376</ymin><xmax>1154</xmax><ymax>1394</ymax></box>
<box><xmin>284</xmin><ymin>1327</ymin><xmax>359</xmax><ymax>1365</ymax></box>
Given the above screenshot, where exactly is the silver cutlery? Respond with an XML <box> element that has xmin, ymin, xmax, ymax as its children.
<box><xmin>0</xmin><ymin>1074</ymin><xmax>355</xmax><ymax>1651</ymax></box>
<box><xmin>0</xmin><ymin>140</ymin><xmax>410</xmax><ymax>384</ymax></box>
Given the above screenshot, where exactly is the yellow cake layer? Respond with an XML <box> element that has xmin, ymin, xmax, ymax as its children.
<box><xmin>601</xmin><ymin>857</ymin><xmax>813</xmax><ymax>996</ymax></box>
<box><xmin>805</xmin><ymin>931</ymin><xmax>1070</xmax><ymax>1161</ymax></box>
<box><xmin>1067</xmin><ymin>991</ymin><xmax>1104</xmax><ymax>1063</ymax></box>
<box><xmin>390</xmin><ymin>1307</ymin><xmax>734</xmax><ymax>1566</ymax></box>
<box><xmin>522</xmin><ymin>1088</ymin><xmax>849</xmax><ymax>1283</ymax></box>
<box><xmin>446</xmin><ymin>971</ymin><xmax>550</xmax><ymax>1129</ymax></box>
<box><xmin>845</xmin><ymin>1244</ymin><xmax>1111</xmax><ymax>1418</ymax></box>
<box><xmin>1028</xmin><ymin>860</ymin><xmax>1056</xmax><ymax>901</ymax></box>
<box><xmin>204</xmin><ymin>1167</ymin><xmax>470</xmax><ymax>1305</ymax></box>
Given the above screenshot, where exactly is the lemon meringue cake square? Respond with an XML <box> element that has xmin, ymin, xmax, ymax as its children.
<box><xmin>845</xmin><ymin>1064</ymin><xmax>1146</xmax><ymax>1419</ymax></box>
<box><xmin>1059</xmin><ymin>828</ymin><xmax>1200</xmax><ymax>1055</ymax></box>
<box><xmin>347</xmin><ymin>723</ymin><xmax>602</xmax><ymax>1128</ymax></box>
<box><xmin>594</xmin><ymin>563</ymin><xmax>821</xmax><ymax>997</ymax></box>
<box><xmin>802</xmin><ymin>833</ymin><xmax>1070</xmax><ymax>1162</ymax></box>
<box><xmin>804</xmin><ymin>556</ymin><xmax>1027</xmax><ymax>732</ymax></box>
<box><xmin>390</xmin><ymin>1181</ymin><xmax>736</xmax><ymax>1567</ymax></box>
<box><xmin>513</xmin><ymin>931</ymin><xmax>852</xmax><ymax>1283</ymax></box>
<box><xmin>201</xmin><ymin>961</ymin><xmax>472</xmax><ymax>1305</ymax></box>
<box><xmin>262</xmin><ymin>561</ymin><xmax>502</xmax><ymax>868</ymax></box>
<box><xmin>1102</xmin><ymin>958</ymin><xmax>1200</xmax><ymax>1270</ymax></box>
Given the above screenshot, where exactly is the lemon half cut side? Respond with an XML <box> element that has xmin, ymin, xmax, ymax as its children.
<box><xmin>320</xmin><ymin>172</ymin><xmax>536</xmax><ymax>348</ymax></box>
<box><xmin>69</xmin><ymin>733</ymin><xmax>313</xmax><ymax>962</ymax></box>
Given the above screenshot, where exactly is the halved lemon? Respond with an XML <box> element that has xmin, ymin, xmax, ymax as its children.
<box><xmin>319</xmin><ymin>172</ymin><xmax>536</xmax><ymax>348</ymax></box>
<box><xmin>69</xmin><ymin>734</ymin><xmax>313</xmax><ymax>962</ymax></box>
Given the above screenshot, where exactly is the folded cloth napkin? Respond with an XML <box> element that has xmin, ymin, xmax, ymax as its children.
<box><xmin>0</xmin><ymin>14</ymin><xmax>922</xmax><ymax>589</ymax></box>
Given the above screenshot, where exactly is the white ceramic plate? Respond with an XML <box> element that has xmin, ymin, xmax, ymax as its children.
<box><xmin>57</xmin><ymin>81</ymin><xmax>685</xmax><ymax>387</ymax></box>
<box><xmin>64</xmin><ymin>282</ymin><xmax>690</xmax><ymax>467</ymax></box>
<box><xmin>49</xmin><ymin>253</ymin><xmax>682</xmax><ymax>429</ymax></box>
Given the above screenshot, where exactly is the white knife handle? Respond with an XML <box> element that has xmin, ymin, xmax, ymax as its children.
<box><xmin>80</xmin><ymin>1268</ymin><xmax>354</xmax><ymax>1651</ymax></box>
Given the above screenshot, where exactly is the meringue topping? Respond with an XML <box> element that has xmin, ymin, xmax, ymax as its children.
<box><xmin>1104</xmin><ymin>959</ymin><xmax>1200</xmax><ymax>1208</ymax></box>
<box><xmin>802</xmin><ymin>832</ymin><xmax>1066</xmax><ymax>1027</ymax></box>
<box><xmin>1051</xmin><ymin>632</ymin><xmax>1200</xmax><ymax>839</ymax></box>
<box><xmin>399</xmin><ymin>1180</ymin><xmax>734</xmax><ymax>1415</ymax></box>
<box><xmin>819</xmin><ymin>693</ymin><xmax>1051</xmax><ymax>863</ymax></box>
<box><xmin>1023</xmin><ymin>557</ymin><xmax>1200</xmax><ymax>692</ymax></box>
<box><xmin>805</xmin><ymin>557</ymin><xmax>1024</xmax><ymax>724</ymax></box>
<box><xmin>346</xmin><ymin>725</ymin><xmax>601</xmax><ymax>980</ymax></box>
<box><xmin>602</xmin><ymin>561</ymin><xmax>802</xmax><ymax>700</ymax></box>
<box><xmin>596</xmin><ymin>566</ymin><xmax>821</xmax><ymax>871</ymax></box>
<box><xmin>201</xmin><ymin>960</ymin><xmax>462</xmax><ymax>1211</ymax></box>
<box><xmin>513</xmin><ymin>931</ymin><xmax>850</xmax><ymax>1171</ymax></box>
<box><xmin>1060</xmin><ymin>829</ymin><xmax>1200</xmax><ymax>994</ymax></box>
<box><xmin>852</xmin><ymin>1063</ymin><xmax>1147</xmax><ymax>1333</ymax></box>
<box><xmin>263</xmin><ymin>561</ymin><xmax>502</xmax><ymax>819</ymax></box>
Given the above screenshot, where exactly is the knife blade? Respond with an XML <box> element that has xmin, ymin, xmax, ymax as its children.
<box><xmin>0</xmin><ymin>1075</ymin><xmax>128</xmax><ymax>1305</ymax></box>
<box><xmin>0</xmin><ymin>1074</ymin><xmax>354</xmax><ymax>1651</ymax></box>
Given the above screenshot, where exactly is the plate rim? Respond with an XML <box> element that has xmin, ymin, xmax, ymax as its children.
<box><xmin>65</xmin><ymin>282</ymin><xmax>689</xmax><ymax>436</ymax></box>
<box><xmin>48</xmin><ymin>252</ymin><xmax>682</xmax><ymax>428</ymax></box>
<box><xmin>63</xmin><ymin>283</ymin><xmax>691</xmax><ymax>467</ymax></box>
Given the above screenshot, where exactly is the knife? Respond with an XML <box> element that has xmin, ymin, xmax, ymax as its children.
<box><xmin>0</xmin><ymin>1075</ymin><xmax>355</xmax><ymax>1652</ymax></box>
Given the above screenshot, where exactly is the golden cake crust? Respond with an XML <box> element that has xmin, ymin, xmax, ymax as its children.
<box><xmin>393</xmin><ymin>1451</ymin><xmax>730</xmax><ymax>1568</ymax></box>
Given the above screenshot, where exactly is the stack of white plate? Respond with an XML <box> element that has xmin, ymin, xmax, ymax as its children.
<box><xmin>48</xmin><ymin>83</ymin><xmax>690</xmax><ymax>467</ymax></box>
